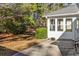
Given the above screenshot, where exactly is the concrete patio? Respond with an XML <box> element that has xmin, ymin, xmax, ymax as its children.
<box><xmin>13</xmin><ymin>40</ymin><xmax>61</xmax><ymax>56</ymax></box>
<box><xmin>13</xmin><ymin>39</ymin><xmax>79</xmax><ymax>56</ymax></box>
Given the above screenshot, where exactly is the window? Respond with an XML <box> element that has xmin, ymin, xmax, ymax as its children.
<box><xmin>77</xmin><ymin>19</ymin><xmax>79</xmax><ymax>32</ymax></box>
<box><xmin>50</xmin><ymin>19</ymin><xmax>55</xmax><ymax>31</ymax></box>
<box><xmin>66</xmin><ymin>19</ymin><xmax>72</xmax><ymax>32</ymax></box>
<box><xmin>58</xmin><ymin>19</ymin><xmax>63</xmax><ymax>31</ymax></box>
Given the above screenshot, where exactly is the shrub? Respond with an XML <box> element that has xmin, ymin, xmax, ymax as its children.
<box><xmin>0</xmin><ymin>24</ymin><xmax>5</xmax><ymax>33</ymax></box>
<box><xmin>35</xmin><ymin>27</ymin><xmax>47</xmax><ymax>39</ymax></box>
<box><xmin>0</xmin><ymin>20</ymin><xmax>6</xmax><ymax>33</ymax></box>
<box><xmin>4</xmin><ymin>18</ymin><xmax>27</xmax><ymax>34</ymax></box>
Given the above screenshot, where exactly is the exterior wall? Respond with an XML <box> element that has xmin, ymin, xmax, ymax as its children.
<box><xmin>48</xmin><ymin>31</ymin><xmax>73</xmax><ymax>40</ymax></box>
<box><xmin>72</xmin><ymin>17</ymin><xmax>77</xmax><ymax>40</ymax></box>
<box><xmin>76</xmin><ymin>33</ymin><xmax>79</xmax><ymax>40</ymax></box>
<box><xmin>47</xmin><ymin>17</ymin><xmax>77</xmax><ymax>40</ymax></box>
<box><xmin>75</xmin><ymin>18</ymin><xmax>79</xmax><ymax>40</ymax></box>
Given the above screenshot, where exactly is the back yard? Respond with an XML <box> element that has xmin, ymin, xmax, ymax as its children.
<box><xmin>0</xmin><ymin>3</ymin><xmax>64</xmax><ymax>56</ymax></box>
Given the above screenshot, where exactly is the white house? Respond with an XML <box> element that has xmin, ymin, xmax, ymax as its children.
<box><xmin>45</xmin><ymin>4</ymin><xmax>79</xmax><ymax>41</ymax></box>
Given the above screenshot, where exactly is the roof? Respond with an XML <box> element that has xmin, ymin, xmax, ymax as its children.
<box><xmin>45</xmin><ymin>4</ymin><xmax>79</xmax><ymax>18</ymax></box>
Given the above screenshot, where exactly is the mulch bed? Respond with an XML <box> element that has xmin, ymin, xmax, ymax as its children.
<box><xmin>0</xmin><ymin>33</ymin><xmax>43</xmax><ymax>56</ymax></box>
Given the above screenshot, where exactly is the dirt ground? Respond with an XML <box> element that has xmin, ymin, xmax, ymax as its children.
<box><xmin>0</xmin><ymin>34</ymin><xmax>44</xmax><ymax>56</ymax></box>
<box><xmin>0</xmin><ymin>40</ymin><xmax>42</xmax><ymax>51</ymax></box>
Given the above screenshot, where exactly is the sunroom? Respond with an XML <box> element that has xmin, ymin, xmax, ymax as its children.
<box><xmin>45</xmin><ymin>4</ymin><xmax>79</xmax><ymax>40</ymax></box>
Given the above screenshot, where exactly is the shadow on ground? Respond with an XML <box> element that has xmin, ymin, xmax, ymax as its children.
<box><xmin>0</xmin><ymin>46</ymin><xmax>26</xmax><ymax>56</ymax></box>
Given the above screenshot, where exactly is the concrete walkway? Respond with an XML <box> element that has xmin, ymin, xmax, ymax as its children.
<box><xmin>13</xmin><ymin>40</ymin><xmax>61</xmax><ymax>56</ymax></box>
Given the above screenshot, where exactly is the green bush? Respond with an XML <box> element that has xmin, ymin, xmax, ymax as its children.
<box><xmin>35</xmin><ymin>27</ymin><xmax>47</xmax><ymax>39</ymax></box>
<box><xmin>0</xmin><ymin>24</ymin><xmax>5</xmax><ymax>33</ymax></box>
<box><xmin>4</xmin><ymin>18</ymin><xmax>27</xmax><ymax>34</ymax></box>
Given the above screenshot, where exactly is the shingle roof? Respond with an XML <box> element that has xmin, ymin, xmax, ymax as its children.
<box><xmin>45</xmin><ymin>4</ymin><xmax>79</xmax><ymax>17</ymax></box>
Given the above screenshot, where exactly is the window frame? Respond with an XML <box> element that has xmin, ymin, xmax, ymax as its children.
<box><xmin>57</xmin><ymin>19</ymin><xmax>63</xmax><ymax>31</ymax></box>
<box><xmin>50</xmin><ymin>19</ymin><xmax>55</xmax><ymax>31</ymax></box>
<box><xmin>66</xmin><ymin>19</ymin><xmax>72</xmax><ymax>32</ymax></box>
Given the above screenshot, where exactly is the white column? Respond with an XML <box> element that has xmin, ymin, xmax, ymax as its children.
<box><xmin>47</xmin><ymin>18</ymin><xmax>50</xmax><ymax>38</ymax></box>
<box><xmin>55</xmin><ymin>18</ymin><xmax>57</xmax><ymax>31</ymax></box>
<box><xmin>63</xmin><ymin>18</ymin><xmax>66</xmax><ymax>31</ymax></box>
<box><xmin>72</xmin><ymin>17</ymin><xmax>77</xmax><ymax>40</ymax></box>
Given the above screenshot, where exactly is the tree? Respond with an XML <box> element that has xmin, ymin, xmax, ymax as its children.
<box><xmin>0</xmin><ymin>3</ymin><xmax>64</xmax><ymax>34</ymax></box>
